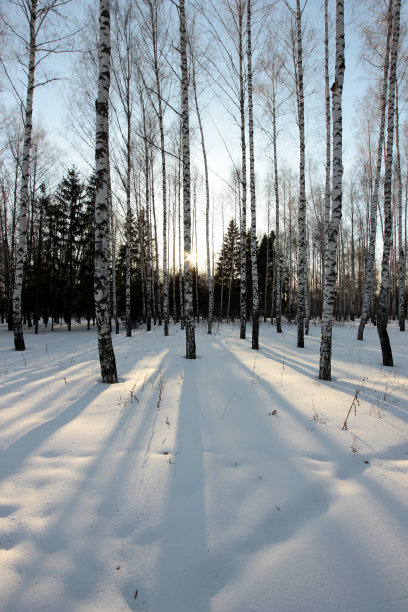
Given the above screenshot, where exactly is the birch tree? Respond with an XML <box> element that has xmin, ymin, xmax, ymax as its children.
<box><xmin>191</xmin><ymin>47</ymin><xmax>214</xmax><ymax>334</ymax></box>
<box><xmin>94</xmin><ymin>0</ymin><xmax>118</xmax><ymax>383</ymax></box>
<box><xmin>6</xmin><ymin>0</ymin><xmax>73</xmax><ymax>350</ymax></box>
<box><xmin>273</xmin><ymin>99</ymin><xmax>283</xmax><ymax>334</ymax></box>
<box><xmin>179</xmin><ymin>0</ymin><xmax>196</xmax><ymax>358</ymax></box>
<box><xmin>139</xmin><ymin>84</ymin><xmax>152</xmax><ymax>332</ymax></box>
<box><xmin>377</xmin><ymin>0</ymin><xmax>401</xmax><ymax>366</ymax></box>
<box><xmin>237</xmin><ymin>0</ymin><xmax>248</xmax><ymax>341</ymax></box>
<box><xmin>294</xmin><ymin>0</ymin><xmax>307</xmax><ymax>348</ymax></box>
<box><xmin>140</xmin><ymin>0</ymin><xmax>170</xmax><ymax>335</ymax></box>
<box><xmin>319</xmin><ymin>0</ymin><xmax>344</xmax><ymax>381</ymax></box>
<box><xmin>357</xmin><ymin>0</ymin><xmax>392</xmax><ymax>341</ymax></box>
<box><xmin>324</xmin><ymin>0</ymin><xmax>330</xmax><ymax>289</ymax></box>
<box><xmin>198</xmin><ymin>0</ymin><xmax>248</xmax><ymax>339</ymax></box>
<box><xmin>395</xmin><ymin>85</ymin><xmax>405</xmax><ymax>332</ymax></box>
<box><xmin>111</xmin><ymin>0</ymin><xmax>135</xmax><ymax>337</ymax></box>
<box><xmin>284</xmin><ymin>0</ymin><xmax>307</xmax><ymax>348</ymax></box>
<box><xmin>247</xmin><ymin>0</ymin><xmax>259</xmax><ymax>349</ymax></box>
<box><xmin>258</xmin><ymin>43</ymin><xmax>285</xmax><ymax>333</ymax></box>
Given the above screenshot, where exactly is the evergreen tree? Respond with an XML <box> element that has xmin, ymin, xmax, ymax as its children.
<box><xmin>258</xmin><ymin>232</ymin><xmax>275</xmax><ymax>320</ymax></box>
<box><xmin>215</xmin><ymin>219</ymin><xmax>241</xmax><ymax>320</ymax></box>
<box><xmin>54</xmin><ymin>168</ymin><xmax>86</xmax><ymax>330</ymax></box>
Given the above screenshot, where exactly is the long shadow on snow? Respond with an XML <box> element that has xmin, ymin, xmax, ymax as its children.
<box><xmin>215</xmin><ymin>334</ymin><xmax>371</xmax><ymax>480</ymax></box>
<box><xmin>5</xmin><ymin>346</ymin><xmax>175</xmax><ymax>611</ymax></box>
<box><xmin>154</xmin><ymin>358</ymin><xmax>211</xmax><ymax>612</ymax></box>
<box><xmin>258</xmin><ymin>336</ymin><xmax>405</xmax><ymax>418</ymax></box>
<box><xmin>0</xmin><ymin>384</ymin><xmax>102</xmax><ymax>483</ymax></box>
<box><xmin>217</xmin><ymin>333</ymin><xmax>408</xmax><ymax>514</ymax></box>
<box><xmin>201</xmin><ymin>334</ymin><xmax>408</xmax><ymax>609</ymax></box>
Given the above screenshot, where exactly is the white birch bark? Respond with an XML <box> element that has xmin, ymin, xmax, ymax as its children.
<box><xmin>264</xmin><ymin>195</ymin><xmax>270</xmax><ymax>323</ymax></box>
<box><xmin>12</xmin><ymin>0</ymin><xmax>74</xmax><ymax>347</ymax></box>
<box><xmin>319</xmin><ymin>0</ymin><xmax>345</xmax><ymax>381</ymax></box>
<box><xmin>350</xmin><ymin>186</ymin><xmax>356</xmax><ymax>321</ymax></box>
<box><xmin>109</xmin><ymin>165</ymin><xmax>119</xmax><ymax>334</ymax></box>
<box><xmin>395</xmin><ymin>84</ymin><xmax>406</xmax><ymax>331</ymax></box>
<box><xmin>125</xmin><ymin>97</ymin><xmax>132</xmax><ymax>336</ymax></box>
<box><xmin>172</xmin><ymin>173</ymin><xmax>177</xmax><ymax>323</ymax></box>
<box><xmin>239</xmin><ymin>0</ymin><xmax>247</xmax><ymax>341</ymax></box>
<box><xmin>272</xmin><ymin>74</ymin><xmax>282</xmax><ymax>333</ymax></box>
<box><xmin>140</xmin><ymin>92</ymin><xmax>152</xmax><ymax>332</ymax></box>
<box><xmin>12</xmin><ymin>0</ymin><xmax>38</xmax><ymax>351</ymax></box>
<box><xmin>295</xmin><ymin>0</ymin><xmax>307</xmax><ymax>349</ymax></box>
<box><xmin>304</xmin><ymin>242</ymin><xmax>310</xmax><ymax>334</ymax></box>
<box><xmin>357</xmin><ymin>0</ymin><xmax>392</xmax><ymax>341</ymax></box>
<box><xmin>159</xmin><ymin>88</ymin><xmax>169</xmax><ymax>334</ymax></box>
<box><xmin>177</xmin><ymin>144</ymin><xmax>184</xmax><ymax>328</ymax></box>
<box><xmin>377</xmin><ymin>0</ymin><xmax>401</xmax><ymax>366</ymax></box>
<box><xmin>94</xmin><ymin>0</ymin><xmax>118</xmax><ymax>383</ymax></box>
<box><xmin>191</xmin><ymin>58</ymin><xmax>213</xmax><ymax>334</ymax></box>
<box><xmin>324</xmin><ymin>0</ymin><xmax>331</xmax><ymax>297</ymax></box>
<box><xmin>150</xmin><ymin>154</ymin><xmax>162</xmax><ymax>326</ymax></box>
<box><xmin>147</xmin><ymin>0</ymin><xmax>169</xmax><ymax>335</ymax></box>
<box><xmin>179</xmin><ymin>0</ymin><xmax>196</xmax><ymax>358</ymax></box>
<box><xmin>111</xmin><ymin>1</ymin><xmax>133</xmax><ymax>336</ymax></box>
<box><xmin>247</xmin><ymin>0</ymin><xmax>259</xmax><ymax>349</ymax></box>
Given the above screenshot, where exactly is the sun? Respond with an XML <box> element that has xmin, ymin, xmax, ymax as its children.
<box><xmin>185</xmin><ymin>248</ymin><xmax>208</xmax><ymax>272</ymax></box>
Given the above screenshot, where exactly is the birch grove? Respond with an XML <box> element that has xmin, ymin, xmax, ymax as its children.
<box><xmin>0</xmin><ymin>0</ymin><xmax>407</xmax><ymax>377</ymax></box>
<box><xmin>357</xmin><ymin>0</ymin><xmax>392</xmax><ymax>342</ymax></box>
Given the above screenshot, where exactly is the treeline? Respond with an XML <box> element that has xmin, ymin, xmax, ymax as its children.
<box><xmin>1</xmin><ymin>0</ymin><xmax>407</xmax><ymax>382</ymax></box>
<box><xmin>1</xmin><ymin>165</ymin><xmax>405</xmax><ymax>332</ymax></box>
<box><xmin>0</xmin><ymin>167</ymin><xmax>273</xmax><ymax>329</ymax></box>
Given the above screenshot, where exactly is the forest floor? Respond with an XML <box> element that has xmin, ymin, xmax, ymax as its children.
<box><xmin>0</xmin><ymin>319</ymin><xmax>407</xmax><ymax>612</ymax></box>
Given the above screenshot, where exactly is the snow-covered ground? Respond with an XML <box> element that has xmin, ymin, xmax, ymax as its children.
<box><xmin>0</xmin><ymin>320</ymin><xmax>407</xmax><ymax>612</ymax></box>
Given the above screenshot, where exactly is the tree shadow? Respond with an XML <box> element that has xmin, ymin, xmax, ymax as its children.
<box><xmin>154</xmin><ymin>359</ymin><xmax>211</xmax><ymax>612</ymax></box>
<box><xmin>0</xmin><ymin>384</ymin><xmax>103</xmax><ymax>483</ymax></box>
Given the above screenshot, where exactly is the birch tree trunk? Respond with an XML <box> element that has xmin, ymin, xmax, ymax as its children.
<box><xmin>12</xmin><ymin>0</ymin><xmax>38</xmax><ymax>351</ymax></box>
<box><xmin>109</xmin><ymin>165</ymin><xmax>119</xmax><ymax>333</ymax></box>
<box><xmin>247</xmin><ymin>0</ymin><xmax>259</xmax><ymax>349</ymax></box>
<box><xmin>172</xmin><ymin>173</ymin><xmax>178</xmax><ymax>323</ymax></box>
<box><xmin>350</xmin><ymin>186</ymin><xmax>356</xmax><ymax>321</ymax></box>
<box><xmin>179</xmin><ymin>0</ymin><xmax>196</xmax><ymax>358</ymax></box>
<box><xmin>193</xmin><ymin>182</ymin><xmax>199</xmax><ymax>321</ymax></box>
<box><xmin>150</xmin><ymin>154</ymin><xmax>162</xmax><ymax>327</ymax></box>
<box><xmin>191</xmin><ymin>57</ymin><xmax>213</xmax><ymax>334</ymax></box>
<box><xmin>94</xmin><ymin>0</ymin><xmax>118</xmax><ymax>383</ymax></box>
<box><xmin>296</xmin><ymin>0</ymin><xmax>307</xmax><ymax>348</ymax></box>
<box><xmin>295</xmin><ymin>0</ymin><xmax>307</xmax><ymax>349</ymax></box>
<box><xmin>272</xmin><ymin>76</ymin><xmax>282</xmax><ymax>334</ymax></box>
<box><xmin>239</xmin><ymin>0</ymin><xmax>247</xmax><ymax>340</ymax></box>
<box><xmin>395</xmin><ymin>84</ymin><xmax>406</xmax><ymax>331</ymax></box>
<box><xmin>377</xmin><ymin>0</ymin><xmax>401</xmax><ymax>366</ymax></box>
<box><xmin>264</xmin><ymin>195</ymin><xmax>270</xmax><ymax>323</ymax></box>
<box><xmin>148</xmin><ymin>0</ymin><xmax>169</xmax><ymax>335</ymax></box>
<box><xmin>304</xmin><ymin>244</ymin><xmax>310</xmax><ymax>333</ymax></box>
<box><xmin>319</xmin><ymin>0</ymin><xmax>345</xmax><ymax>381</ymax></box>
<box><xmin>357</xmin><ymin>0</ymin><xmax>392</xmax><ymax>341</ymax></box>
<box><xmin>111</xmin><ymin>1</ymin><xmax>133</xmax><ymax>336</ymax></box>
<box><xmin>125</xmin><ymin>96</ymin><xmax>132</xmax><ymax>336</ymax></box>
<box><xmin>178</xmin><ymin>161</ymin><xmax>184</xmax><ymax>329</ymax></box>
<box><xmin>140</xmin><ymin>91</ymin><xmax>152</xmax><ymax>332</ymax></box>
<box><xmin>324</xmin><ymin>0</ymin><xmax>331</xmax><ymax>295</ymax></box>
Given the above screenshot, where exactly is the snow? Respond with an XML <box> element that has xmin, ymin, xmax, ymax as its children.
<box><xmin>0</xmin><ymin>320</ymin><xmax>407</xmax><ymax>612</ymax></box>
